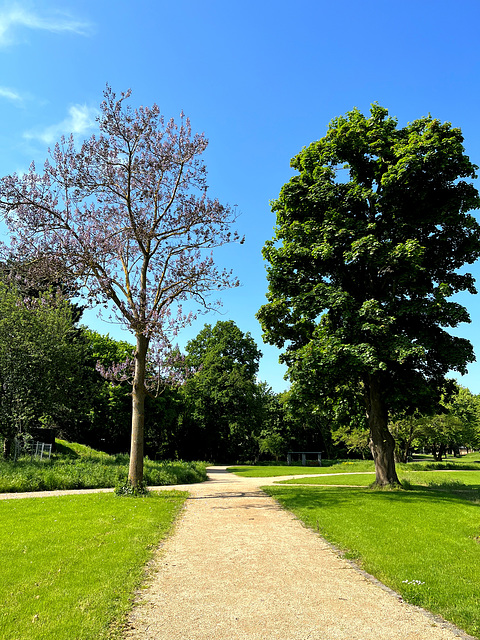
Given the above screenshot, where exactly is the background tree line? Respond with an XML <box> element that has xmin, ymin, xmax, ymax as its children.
<box><xmin>1</xmin><ymin>92</ymin><xmax>480</xmax><ymax>485</ymax></box>
<box><xmin>1</xmin><ymin>266</ymin><xmax>479</xmax><ymax>463</ymax></box>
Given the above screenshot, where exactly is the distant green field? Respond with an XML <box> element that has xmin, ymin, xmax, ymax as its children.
<box><xmin>229</xmin><ymin>454</ymin><xmax>480</xmax><ymax>479</ymax></box>
<box><xmin>228</xmin><ymin>460</ymin><xmax>375</xmax><ymax>477</ymax></box>
<box><xmin>278</xmin><ymin>472</ymin><xmax>375</xmax><ymax>485</ymax></box>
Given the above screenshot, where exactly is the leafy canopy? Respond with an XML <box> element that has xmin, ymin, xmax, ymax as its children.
<box><xmin>258</xmin><ymin>104</ymin><xmax>480</xmax><ymax>414</ymax></box>
<box><xmin>0</xmin><ymin>279</ymin><xmax>84</xmax><ymax>440</ymax></box>
<box><xmin>180</xmin><ymin>320</ymin><xmax>263</xmax><ymax>460</ymax></box>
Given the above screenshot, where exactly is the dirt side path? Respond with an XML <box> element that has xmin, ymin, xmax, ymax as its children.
<box><xmin>123</xmin><ymin>467</ymin><xmax>473</xmax><ymax>640</ymax></box>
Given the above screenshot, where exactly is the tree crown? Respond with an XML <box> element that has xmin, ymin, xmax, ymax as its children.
<box><xmin>0</xmin><ymin>86</ymin><xmax>240</xmax><ymax>341</ymax></box>
<box><xmin>258</xmin><ymin>105</ymin><xmax>480</xmax><ymax>412</ymax></box>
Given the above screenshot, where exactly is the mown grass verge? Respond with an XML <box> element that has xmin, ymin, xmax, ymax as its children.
<box><xmin>0</xmin><ymin>440</ymin><xmax>208</xmax><ymax>493</ymax></box>
<box><xmin>0</xmin><ymin>490</ymin><xmax>187</xmax><ymax>640</ymax></box>
<box><xmin>229</xmin><ymin>453</ymin><xmax>480</xmax><ymax>478</ymax></box>
<box><xmin>264</xmin><ymin>482</ymin><xmax>480</xmax><ymax>638</ymax></box>
<box><xmin>278</xmin><ymin>470</ymin><xmax>480</xmax><ymax>489</ymax></box>
<box><xmin>228</xmin><ymin>460</ymin><xmax>375</xmax><ymax>477</ymax></box>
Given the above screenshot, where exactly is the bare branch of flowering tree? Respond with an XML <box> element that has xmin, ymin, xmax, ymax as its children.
<box><xmin>96</xmin><ymin>333</ymin><xmax>197</xmax><ymax>398</ymax></box>
<box><xmin>0</xmin><ymin>85</ymin><xmax>241</xmax><ymax>486</ymax></box>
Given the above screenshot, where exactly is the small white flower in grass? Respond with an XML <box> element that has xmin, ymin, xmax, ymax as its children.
<box><xmin>402</xmin><ymin>579</ymin><xmax>425</xmax><ymax>585</ymax></box>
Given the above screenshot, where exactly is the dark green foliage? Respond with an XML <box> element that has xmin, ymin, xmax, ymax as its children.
<box><xmin>179</xmin><ymin>320</ymin><xmax>264</xmax><ymax>461</ymax></box>
<box><xmin>75</xmin><ymin>331</ymin><xmax>185</xmax><ymax>459</ymax></box>
<box><xmin>258</xmin><ymin>104</ymin><xmax>480</xmax><ymax>484</ymax></box>
<box><xmin>114</xmin><ymin>478</ymin><xmax>149</xmax><ymax>496</ymax></box>
<box><xmin>391</xmin><ymin>383</ymin><xmax>480</xmax><ymax>462</ymax></box>
<box><xmin>56</xmin><ymin>330</ymin><xmax>134</xmax><ymax>453</ymax></box>
<box><xmin>144</xmin><ymin>387</ymin><xmax>184</xmax><ymax>459</ymax></box>
<box><xmin>0</xmin><ymin>279</ymin><xmax>87</xmax><ymax>448</ymax></box>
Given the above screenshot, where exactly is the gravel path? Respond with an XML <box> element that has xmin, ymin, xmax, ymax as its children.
<box><xmin>123</xmin><ymin>466</ymin><xmax>475</xmax><ymax>640</ymax></box>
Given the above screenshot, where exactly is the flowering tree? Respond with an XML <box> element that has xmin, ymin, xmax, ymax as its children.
<box><xmin>0</xmin><ymin>87</ymin><xmax>240</xmax><ymax>485</ymax></box>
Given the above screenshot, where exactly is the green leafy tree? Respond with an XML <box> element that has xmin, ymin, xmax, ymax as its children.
<box><xmin>0</xmin><ymin>280</ymin><xmax>85</xmax><ymax>456</ymax></box>
<box><xmin>447</xmin><ymin>384</ymin><xmax>480</xmax><ymax>443</ymax></box>
<box><xmin>180</xmin><ymin>320</ymin><xmax>263</xmax><ymax>461</ymax></box>
<box><xmin>79</xmin><ymin>330</ymin><xmax>187</xmax><ymax>458</ymax></box>
<box><xmin>257</xmin><ymin>105</ymin><xmax>480</xmax><ymax>485</ymax></box>
<box><xmin>417</xmin><ymin>385</ymin><xmax>479</xmax><ymax>461</ymax></box>
<box><xmin>73</xmin><ymin>330</ymin><xmax>135</xmax><ymax>453</ymax></box>
<box><xmin>143</xmin><ymin>386</ymin><xmax>184</xmax><ymax>459</ymax></box>
<box><xmin>256</xmin><ymin>383</ymin><xmax>289</xmax><ymax>462</ymax></box>
<box><xmin>259</xmin><ymin>432</ymin><xmax>286</xmax><ymax>461</ymax></box>
<box><xmin>269</xmin><ymin>388</ymin><xmax>333</xmax><ymax>458</ymax></box>
<box><xmin>389</xmin><ymin>412</ymin><xmax>422</xmax><ymax>463</ymax></box>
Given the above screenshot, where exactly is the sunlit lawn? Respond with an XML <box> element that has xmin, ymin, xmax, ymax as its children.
<box><xmin>264</xmin><ymin>479</ymin><xmax>480</xmax><ymax>638</ymax></box>
<box><xmin>278</xmin><ymin>470</ymin><xmax>480</xmax><ymax>490</ymax></box>
<box><xmin>228</xmin><ymin>460</ymin><xmax>376</xmax><ymax>477</ymax></box>
<box><xmin>0</xmin><ymin>491</ymin><xmax>187</xmax><ymax>640</ymax></box>
<box><xmin>229</xmin><ymin>453</ymin><xmax>480</xmax><ymax>479</ymax></box>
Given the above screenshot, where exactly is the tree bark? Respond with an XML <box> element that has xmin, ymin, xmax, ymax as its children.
<box><xmin>365</xmin><ymin>373</ymin><xmax>400</xmax><ymax>486</ymax></box>
<box><xmin>2</xmin><ymin>437</ymin><xmax>11</xmax><ymax>459</ymax></box>
<box><xmin>432</xmin><ymin>444</ymin><xmax>445</xmax><ymax>462</ymax></box>
<box><xmin>128</xmin><ymin>333</ymin><xmax>149</xmax><ymax>487</ymax></box>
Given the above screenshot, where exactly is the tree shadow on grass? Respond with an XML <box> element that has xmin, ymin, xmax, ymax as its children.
<box><xmin>263</xmin><ymin>483</ymin><xmax>480</xmax><ymax>512</ymax></box>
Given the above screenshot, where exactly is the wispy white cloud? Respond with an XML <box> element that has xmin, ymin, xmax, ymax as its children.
<box><xmin>0</xmin><ymin>2</ymin><xmax>93</xmax><ymax>47</ymax></box>
<box><xmin>24</xmin><ymin>104</ymin><xmax>99</xmax><ymax>145</ymax></box>
<box><xmin>0</xmin><ymin>85</ymin><xmax>22</xmax><ymax>102</ymax></box>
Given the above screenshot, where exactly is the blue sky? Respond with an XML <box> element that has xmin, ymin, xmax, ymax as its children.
<box><xmin>1</xmin><ymin>0</ymin><xmax>480</xmax><ymax>393</ymax></box>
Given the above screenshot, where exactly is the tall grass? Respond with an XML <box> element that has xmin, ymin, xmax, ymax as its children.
<box><xmin>0</xmin><ymin>440</ymin><xmax>208</xmax><ymax>493</ymax></box>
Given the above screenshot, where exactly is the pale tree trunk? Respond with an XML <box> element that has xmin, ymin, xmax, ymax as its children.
<box><xmin>128</xmin><ymin>333</ymin><xmax>149</xmax><ymax>487</ymax></box>
<box><xmin>3</xmin><ymin>437</ymin><xmax>11</xmax><ymax>459</ymax></box>
<box><xmin>365</xmin><ymin>373</ymin><xmax>400</xmax><ymax>486</ymax></box>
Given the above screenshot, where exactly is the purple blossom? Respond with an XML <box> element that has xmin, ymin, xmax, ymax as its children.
<box><xmin>0</xmin><ymin>85</ymin><xmax>241</xmax><ymax>484</ymax></box>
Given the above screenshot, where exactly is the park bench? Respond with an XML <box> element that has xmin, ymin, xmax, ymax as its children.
<box><xmin>287</xmin><ymin>451</ymin><xmax>322</xmax><ymax>466</ymax></box>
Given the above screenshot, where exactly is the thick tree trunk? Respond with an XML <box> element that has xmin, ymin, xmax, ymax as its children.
<box><xmin>128</xmin><ymin>333</ymin><xmax>149</xmax><ymax>487</ymax></box>
<box><xmin>365</xmin><ymin>373</ymin><xmax>400</xmax><ymax>486</ymax></box>
<box><xmin>431</xmin><ymin>445</ymin><xmax>445</xmax><ymax>462</ymax></box>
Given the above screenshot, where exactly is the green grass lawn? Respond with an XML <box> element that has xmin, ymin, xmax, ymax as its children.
<box><xmin>228</xmin><ymin>460</ymin><xmax>376</xmax><ymax>476</ymax></box>
<box><xmin>0</xmin><ymin>440</ymin><xmax>208</xmax><ymax>492</ymax></box>
<box><xmin>278</xmin><ymin>470</ymin><xmax>480</xmax><ymax>490</ymax></box>
<box><xmin>0</xmin><ymin>490</ymin><xmax>187</xmax><ymax>640</ymax></box>
<box><xmin>229</xmin><ymin>454</ymin><xmax>480</xmax><ymax>478</ymax></box>
<box><xmin>278</xmin><ymin>472</ymin><xmax>376</xmax><ymax>485</ymax></box>
<box><xmin>264</xmin><ymin>481</ymin><xmax>480</xmax><ymax>638</ymax></box>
